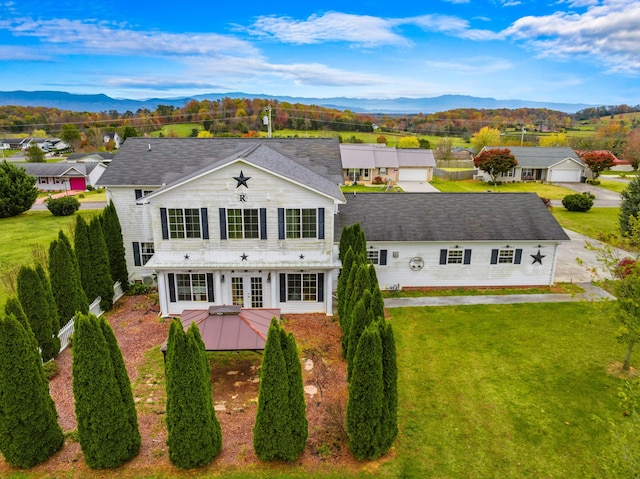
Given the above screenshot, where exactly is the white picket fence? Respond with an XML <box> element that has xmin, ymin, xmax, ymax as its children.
<box><xmin>58</xmin><ymin>281</ymin><xmax>124</xmax><ymax>353</ymax></box>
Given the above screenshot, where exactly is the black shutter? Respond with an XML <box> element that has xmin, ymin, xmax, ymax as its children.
<box><xmin>439</xmin><ymin>249</ymin><xmax>447</xmax><ymax>265</ymax></box>
<box><xmin>160</xmin><ymin>208</ymin><xmax>169</xmax><ymax>240</ymax></box>
<box><xmin>260</xmin><ymin>208</ymin><xmax>267</xmax><ymax>240</ymax></box>
<box><xmin>317</xmin><ymin>273</ymin><xmax>324</xmax><ymax>302</ymax></box>
<box><xmin>318</xmin><ymin>208</ymin><xmax>325</xmax><ymax>239</ymax></box>
<box><xmin>515</xmin><ymin>249</ymin><xmax>523</xmax><ymax>264</ymax></box>
<box><xmin>279</xmin><ymin>273</ymin><xmax>287</xmax><ymax>302</ymax></box>
<box><xmin>168</xmin><ymin>273</ymin><xmax>176</xmax><ymax>303</ymax></box>
<box><xmin>490</xmin><ymin>249</ymin><xmax>499</xmax><ymax>265</ymax></box>
<box><xmin>206</xmin><ymin>273</ymin><xmax>214</xmax><ymax>302</ymax></box>
<box><xmin>278</xmin><ymin>208</ymin><xmax>285</xmax><ymax>240</ymax></box>
<box><xmin>201</xmin><ymin>208</ymin><xmax>209</xmax><ymax>239</ymax></box>
<box><xmin>132</xmin><ymin>242</ymin><xmax>141</xmax><ymax>266</ymax></box>
<box><xmin>463</xmin><ymin>249</ymin><xmax>472</xmax><ymax>265</ymax></box>
<box><xmin>379</xmin><ymin>249</ymin><xmax>388</xmax><ymax>266</ymax></box>
<box><xmin>219</xmin><ymin>208</ymin><xmax>227</xmax><ymax>240</ymax></box>
<box><xmin>134</xmin><ymin>189</ymin><xmax>142</xmax><ymax>200</ymax></box>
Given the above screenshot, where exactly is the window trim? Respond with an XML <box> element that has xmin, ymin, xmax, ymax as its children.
<box><xmin>440</xmin><ymin>248</ymin><xmax>472</xmax><ymax>265</ymax></box>
<box><xmin>168</xmin><ymin>272</ymin><xmax>214</xmax><ymax>303</ymax></box>
<box><xmin>279</xmin><ymin>273</ymin><xmax>324</xmax><ymax>303</ymax></box>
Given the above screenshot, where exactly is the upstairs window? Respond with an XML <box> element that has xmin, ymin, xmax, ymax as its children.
<box><xmin>228</xmin><ymin>208</ymin><xmax>259</xmax><ymax>239</ymax></box>
<box><xmin>169</xmin><ymin>208</ymin><xmax>201</xmax><ymax>239</ymax></box>
<box><xmin>286</xmin><ymin>208</ymin><xmax>317</xmax><ymax>239</ymax></box>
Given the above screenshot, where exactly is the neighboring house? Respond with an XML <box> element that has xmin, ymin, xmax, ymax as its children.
<box><xmin>19</xmin><ymin>162</ymin><xmax>106</xmax><ymax>191</ymax></box>
<box><xmin>334</xmin><ymin>192</ymin><xmax>569</xmax><ymax>290</ymax></box>
<box><xmin>67</xmin><ymin>152</ymin><xmax>116</xmax><ymax>163</ymax></box>
<box><xmin>396</xmin><ymin>148</ymin><xmax>436</xmax><ymax>182</ymax></box>
<box><xmin>340</xmin><ymin>144</ymin><xmax>399</xmax><ymax>185</ymax></box>
<box><xmin>19</xmin><ymin>137</ymin><xmax>69</xmax><ymax>153</ymax></box>
<box><xmin>575</xmin><ymin>149</ymin><xmax>628</xmax><ymax>167</ymax></box>
<box><xmin>476</xmin><ymin>146</ymin><xmax>586</xmax><ymax>183</ymax></box>
<box><xmin>339</xmin><ymin>144</ymin><xmax>436</xmax><ymax>185</ymax></box>
<box><xmin>0</xmin><ymin>138</ymin><xmax>23</xmax><ymax>149</ymax></box>
<box><xmin>104</xmin><ymin>132</ymin><xmax>123</xmax><ymax>149</ymax></box>
<box><xmin>99</xmin><ymin>138</ymin><xmax>569</xmax><ymax>317</ymax></box>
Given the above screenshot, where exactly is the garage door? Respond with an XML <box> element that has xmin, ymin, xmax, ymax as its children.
<box><xmin>550</xmin><ymin>169</ymin><xmax>581</xmax><ymax>183</ymax></box>
<box><xmin>399</xmin><ymin>168</ymin><xmax>428</xmax><ymax>182</ymax></box>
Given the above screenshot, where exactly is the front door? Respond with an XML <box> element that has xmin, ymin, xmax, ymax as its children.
<box><xmin>230</xmin><ymin>276</ymin><xmax>264</xmax><ymax>308</ymax></box>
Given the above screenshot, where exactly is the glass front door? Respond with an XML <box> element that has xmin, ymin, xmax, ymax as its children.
<box><xmin>231</xmin><ymin>276</ymin><xmax>264</xmax><ymax>308</ymax></box>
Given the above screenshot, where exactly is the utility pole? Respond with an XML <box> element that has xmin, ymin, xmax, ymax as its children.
<box><xmin>263</xmin><ymin>105</ymin><xmax>272</xmax><ymax>138</ymax></box>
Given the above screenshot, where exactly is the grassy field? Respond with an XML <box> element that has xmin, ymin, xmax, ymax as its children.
<box><xmin>0</xmin><ymin>209</ymin><xmax>101</xmax><ymax>307</ymax></box>
<box><xmin>551</xmin><ymin>206</ymin><xmax>620</xmax><ymax>241</ymax></box>
<box><xmin>595</xmin><ymin>178</ymin><xmax>631</xmax><ymax>194</ymax></box>
<box><xmin>431</xmin><ymin>178</ymin><xmax>577</xmax><ymax>199</ymax></box>
<box><xmin>379</xmin><ymin>302</ymin><xmax>625</xmax><ymax>478</ymax></box>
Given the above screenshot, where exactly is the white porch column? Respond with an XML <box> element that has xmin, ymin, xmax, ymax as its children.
<box><xmin>270</xmin><ymin>271</ymin><xmax>278</xmax><ymax>308</ymax></box>
<box><xmin>157</xmin><ymin>272</ymin><xmax>169</xmax><ymax>317</ymax></box>
<box><xmin>326</xmin><ymin>269</ymin><xmax>334</xmax><ymax>316</ymax></box>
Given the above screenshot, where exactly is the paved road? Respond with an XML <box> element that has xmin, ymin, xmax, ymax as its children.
<box><xmin>551</xmin><ymin>181</ymin><xmax>623</xmax><ymax>207</ymax></box>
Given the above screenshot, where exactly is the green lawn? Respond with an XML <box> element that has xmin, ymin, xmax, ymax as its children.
<box><xmin>378</xmin><ymin>302</ymin><xmax>626</xmax><ymax>478</ymax></box>
<box><xmin>596</xmin><ymin>178</ymin><xmax>631</xmax><ymax>194</ymax></box>
<box><xmin>0</xmin><ymin>209</ymin><xmax>101</xmax><ymax>307</ymax></box>
<box><xmin>431</xmin><ymin>178</ymin><xmax>577</xmax><ymax>199</ymax></box>
<box><xmin>551</xmin><ymin>206</ymin><xmax>620</xmax><ymax>241</ymax></box>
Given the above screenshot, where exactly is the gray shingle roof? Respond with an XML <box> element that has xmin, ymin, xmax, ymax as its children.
<box><xmin>99</xmin><ymin>138</ymin><xmax>345</xmax><ymax>194</ymax></box>
<box><xmin>334</xmin><ymin>192</ymin><xmax>570</xmax><ymax>242</ymax></box>
<box><xmin>18</xmin><ymin>163</ymin><xmax>87</xmax><ymax>177</ymax></box>
<box><xmin>483</xmin><ymin>146</ymin><xmax>583</xmax><ymax>168</ymax></box>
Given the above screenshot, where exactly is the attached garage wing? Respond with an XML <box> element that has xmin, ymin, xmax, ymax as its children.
<box><xmin>549</xmin><ymin>168</ymin><xmax>582</xmax><ymax>183</ymax></box>
<box><xmin>399</xmin><ymin>168</ymin><xmax>428</xmax><ymax>182</ymax></box>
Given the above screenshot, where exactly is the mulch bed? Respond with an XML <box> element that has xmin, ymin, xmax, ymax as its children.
<box><xmin>0</xmin><ymin>295</ymin><xmax>385</xmax><ymax>476</ymax></box>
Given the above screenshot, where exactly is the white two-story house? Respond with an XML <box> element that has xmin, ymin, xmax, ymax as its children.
<box><xmin>100</xmin><ymin>137</ymin><xmax>570</xmax><ymax>318</ymax></box>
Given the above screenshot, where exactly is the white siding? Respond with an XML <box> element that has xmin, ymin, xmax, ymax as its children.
<box><xmin>369</xmin><ymin>241</ymin><xmax>560</xmax><ymax>289</ymax></box>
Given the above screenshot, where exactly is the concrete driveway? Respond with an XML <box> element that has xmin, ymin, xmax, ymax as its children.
<box><xmin>554</xmin><ymin>228</ymin><xmax>629</xmax><ymax>283</ymax></box>
<box><xmin>396</xmin><ymin>181</ymin><xmax>440</xmax><ymax>192</ymax></box>
<box><xmin>553</xmin><ymin>182</ymin><xmax>622</xmax><ymax>207</ymax></box>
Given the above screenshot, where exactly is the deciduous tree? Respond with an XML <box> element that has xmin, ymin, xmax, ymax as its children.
<box><xmin>474</xmin><ymin>148</ymin><xmax>518</xmax><ymax>184</ymax></box>
<box><xmin>25</xmin><ymin>144</ymin><xmax>45</xmax><ymax>162</ymax></box>
<box><xmin>0</xmin><ymin>161</ymin><xmax>38</xmax><ymax>218</ymax></box>
<box><xmin>470</xmin><ymin>126</ymin><xmax>501</xmax><ymax>152</ymax></box>
<box><xmin>613</xmin><ymin>267</ymin><xmax>640</xmax><ymax>371</ymax></box>
<box><xmin>619</xmin><ymin>176</ymin><xmax>640</xmax><ymax>236</ymax></box>
<box><xmin>579</xmin><ymin>150</ymin><xmax>615</xmax><ymax>179</ymax></box>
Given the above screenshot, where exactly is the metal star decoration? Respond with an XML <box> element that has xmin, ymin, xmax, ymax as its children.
<box><xmin>240</xmin><ymin>253</ymin><xmax>248</xmax><ymax>261</ymax></box>
<box><xmin>299</xmin><ymin>254</ymin><xmax>305</xmax><ymax>260</ymax></box>
<box><xmin>184</xmin><ymin>254</ymin><xmax>190</xmax><ymax>260</ymax></box>
<box><xmin>531</xmin><ymin>249</ymin><xmax>546</xmax><ymax>265</ymax></box>
<box><xmin>233</xmin><ymin>170</ymin><xmax>251</xmax><ymax>188</ymax></box>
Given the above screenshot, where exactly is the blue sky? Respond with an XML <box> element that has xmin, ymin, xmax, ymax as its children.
<box><xmin>1</xmin><ymin>0</ymin><xmax>639</xmax><ymax>105</ymax></box>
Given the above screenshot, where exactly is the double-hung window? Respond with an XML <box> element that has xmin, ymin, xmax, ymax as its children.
<box><xmin>176</xmin><ymin>273</ymin><xmax>207</xmax><ymax>301</ymax></box>
<box><xmin>160</xmin><ymin>208</ymin><xmax>209</xmax><ymax>240</ymax></box>
<box><xmin>169</xmin><ymin>208</ymin><xmax>201</xmax><ymax>238</ymax></box>
<box><xmin>279</xmin><ymin>273</ymin><xmax>325</xmax><ymax>302</ymax></box>
<box><xmin>367</xmin><ymin>250</ymin><xmax>380</xmax><ymax>264</ymax></box>
<box><xmin>440</xmin><ymin>248</ymin><xmax>472</xmax><ymax>265</ymax></box>
<box><xmin>490</xmin><ymin>248</ymin><xmax>523</xmax><ymax>265</ymax></box>
<box><xmin>286</xmin><ymin>208</ymin><xmax>316</xmax><ymax>239</ymax></box>
<box><xmin>227</xmin><ymin>208</ymin><xmax>259</xmax><ymax>239</ymax></box>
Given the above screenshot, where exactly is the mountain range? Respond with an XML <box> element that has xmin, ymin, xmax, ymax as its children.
<box><xmin>0</xmin><ymin>90</ymin><xmax>594</xmax><ymax>114</ymax></box>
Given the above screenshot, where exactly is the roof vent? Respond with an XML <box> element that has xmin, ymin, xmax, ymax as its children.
<box><xmin>148</xmin><ymin>144</ymin><xmax>151</xmax><ymax>151</ymax></box>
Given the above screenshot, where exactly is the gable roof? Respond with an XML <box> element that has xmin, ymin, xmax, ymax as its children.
<box><xmin>99</xmin><ymin>137</ymin><xmax>344</xmax><ymax>193</ymax></box>
<box><xmin>335</xmin><ymin>192</ymin><xmax>569</xmax><ymax>242</ymax></box>
<box><xmin>67</xmin><ymin>152</ymin><xmax>115</xmax><ymax>162</ymax></box>
<box><xmin>339</xmin><ymin>144</ymin><xmax>436</xmax><ymax>169</ymax></box>
<box><xmin>482</xmin><ymin>146</ymin><xmax>584</xmax><ymax>169</ymax></box>
<box><xmin>18</xmin><ymin>163</ymin><xmax>87</xmax><ymax>177</ymax></box>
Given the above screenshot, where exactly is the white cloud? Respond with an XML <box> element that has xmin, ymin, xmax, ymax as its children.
<box><xmin>503</xmin><ymin>0</ymin><xmax>640</xmax><ymax>73</ymax></box>
<box><xmin>247</xmin><ymin>11</ymin><xmax>500</xmax><ymax>46</ymax></box>
<box><xmin>424</xmin><ymin>57</ymin><xmax>514</xmax><ymax>74</ymax></box>
<box><xmin>2</xmin><ymin>17</ymin><xmax>259</xmax><ymax>57</ymax></box>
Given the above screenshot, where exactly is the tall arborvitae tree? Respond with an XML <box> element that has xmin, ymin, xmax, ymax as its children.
<box><xmin>377</xmin><ymin>318</ymin><xmax>398</xmax><ymax>454</ymax></box>
<box><xmin>346</xmin><ymin>323</ymin><xmax>385</xmax><ymax>460</ymax></box>
<box><xmin>0</xmin><ymin>314</ymin><xmax>64</xmax><ymax>468</ymax></box>
<box><xmin>16</xmin><ymin>265</ymin><xmax>60</xmax><ymax>361</ymax></box>
<box><xmin>351</xmin><ymin>223</ymin><xmax>367</xmax><ymax>258</ymax></box>
<box><xmin>338</xmin><ymin>225</ymin><xmax>355</xmax><ymax>262</ymax></box>
<box><xmin>49</xmin><ymin>233</ymin><xmax>89</xmax><ymax>326</ymax></box>
<box><xmin>35</xmin><ymin>263</ymin><xmax>61</xmax><ymax>332</ymax></box>
<box><xmin>72</xmin><ymin>313</ymin><xmax>139</xmax><ymax>469</ymax></box>
<box><xmin>165</xmin><ymin>320</ymin><xmax>221</xmax><ymax>468</ymax></box>
<box><xmin>280</xmin><ymin>328</ymin><xmax>308</xmax><ymax>460</ymax></box>
<box><xmin>368</xmin><ymin>264</ymin><xmax>385</xmax><ymax>322</ymax></box>
<box><xmin>74</xmin><ymin>215</ymin><xmax>93</xmax><ymax>301</ymax></box>
<box><xmin>98</xmin><ymin>316</ymin><xmax>141</xmax><ymax>459</ymax></box>
<box><xmin>337</xmin><ymin>246</ymin><xmax>356</xmax><ymax>322</ymax></box>
<box><xmin>101</xmin><ymin>202</ymin><xmax>130</xmax><ymax>292</ymax></box>
<box><xmin>347</xmin><ymin>290</ymin><xmax>374</xmax><ymax>381</ymax></box>
<box><xmin>340</xmin><ymin>261</ymin><xmax>362</xmax><ymax>357</ymax></box>
<box><xmin>4</xmin><ymin>297</ymin><xmax>35</xmax><ymax>343</ymax></box>
<box><xmin>253</xmin><ymin>318</ymin><xmax>291</xmax><ymax>461</ymax></box>
<box><xmin>89</xmin><ymin>217</ymin><xmax>114</xmax><ymax>311</ymax></box>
